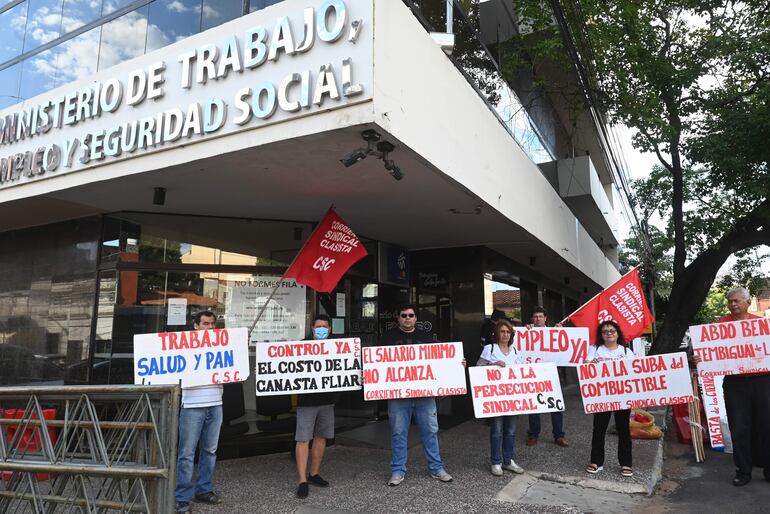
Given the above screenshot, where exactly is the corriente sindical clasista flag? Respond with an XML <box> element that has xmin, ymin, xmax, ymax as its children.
<box><xmin>283</xmin><ymin>206</ymin><xmax>369</xmax><ymax>292</ymax></box>
<box><xmin>248</xmin><ymin>207</ymin><xmax>367</xmax><ymax>337</ymax></box>
<box><xmin>564</xmin><ymin>266</ymin><xmax>653</xmax><ymax>344</ymax></box>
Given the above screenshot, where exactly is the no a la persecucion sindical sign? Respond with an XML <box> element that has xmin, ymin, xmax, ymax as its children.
<box><xmin>469</xmin><ymin>362</ymin><xmax>565</xmax><ymax>418</ymax></box>
<box><xmin>0</xmin><ymin>0</ymin><xmax>373</xmax><ymax>189</ymax></box>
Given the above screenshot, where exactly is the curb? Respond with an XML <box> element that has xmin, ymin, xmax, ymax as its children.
<box><xmin>529</xmin><ymin>434</ymin><xmax>666</xmax><ymax>497</ymax></box>
<box><xmin>534</xmin><ymin>471</ymin><xmax>648</xmax><ymax>495</ymax></box>
<box><xmin>647</xmin><ymin>433</ymin><xmax>665</xmax><ymax>495</ymax></box>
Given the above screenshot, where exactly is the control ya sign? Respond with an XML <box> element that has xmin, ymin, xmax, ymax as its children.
<box><xmin>0</xmin><ymin>0</ymin><xmax>373</xmax><ymax>190</ymax></box>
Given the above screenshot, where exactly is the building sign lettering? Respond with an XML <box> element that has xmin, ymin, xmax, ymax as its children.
<box><xmin>0</xmin><ymin>0</ymin><xmax>372</xmax><ymax>189</ymax></box>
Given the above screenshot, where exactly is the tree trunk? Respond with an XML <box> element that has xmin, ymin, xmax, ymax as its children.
<box><xmin>652</xmin><ymin>199</ymin><xmax>770</xmax><ymax>354</ymax></box>
<box><xmin>651</xmin><ymin>252</ymin><xmax>725</xmax><ymax>354</ymax></box>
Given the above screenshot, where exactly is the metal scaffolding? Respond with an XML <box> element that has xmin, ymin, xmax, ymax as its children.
<box><xmin>0</xmin><ymin>385</ymin><xmax>179</xmax><ymax>513</ymax></box>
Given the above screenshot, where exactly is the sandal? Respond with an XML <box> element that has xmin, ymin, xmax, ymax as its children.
<box><xmin>621</xmin><ymin>466</ymin><xmax>633</xmax><ymax>477</ymax></box>
<box><xmin>586</xmin><ymin>464</ymin><xmax>603</xmax><ymax>474</ymax></box>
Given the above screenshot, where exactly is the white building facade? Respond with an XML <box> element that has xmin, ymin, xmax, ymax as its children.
<box><xmin>0</xmin><ymin>0</ymin><xmax>626</xmax><ymax>454</ymax></box>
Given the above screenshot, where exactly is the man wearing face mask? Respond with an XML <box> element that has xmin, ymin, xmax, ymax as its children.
<box><xmin>295</xmin><ymin>315</ymin><xmax>337</xmax><ymax>499</ymax></box>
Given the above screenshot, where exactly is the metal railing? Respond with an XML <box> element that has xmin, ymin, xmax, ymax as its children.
<box><xmin>0</xmin><ymin>385</ymin><xmax>180</xmax><ymax>513</ymax></box>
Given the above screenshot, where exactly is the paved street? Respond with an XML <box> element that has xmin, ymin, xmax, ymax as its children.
<box><xmin>638</xmin><ymin>425</ymin><xmax>770</xmax><ymax>514</ymax></box>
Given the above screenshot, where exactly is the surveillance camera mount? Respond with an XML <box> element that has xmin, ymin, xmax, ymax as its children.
<box><xmin>340</xmin><ymin>131</ymin><xmax>404</xmax><ymax>180</ymax></box>
<box><xmin>361</xmin><ymin>129</ymin><xmax>381</xmax><ymax>143</ymax></box>
<box><xmin>376</xmin><ymin>141</ymin><xmax>395</xmax><ymax>161</ymax></box>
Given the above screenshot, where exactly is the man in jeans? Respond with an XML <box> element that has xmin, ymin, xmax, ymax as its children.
<box><xmin>175</xmin><ymin>311</ymin><xmax>223</xmax><ymax>514</ymax></box>
<box><xmin>526</xmin><ymin>307</ymin><xmax>568</xmax><ymax>447</ymax></box>
<box><xmin>381</xmin><ymin>304</ymin><xmax>454</xmax><ymax>486</ymax></box>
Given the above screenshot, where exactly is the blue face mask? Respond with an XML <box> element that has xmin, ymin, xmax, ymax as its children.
<box><xmin>313</xmin><ymin>326</ymin><xmax>330</xmax><ymax>340</ymax></box>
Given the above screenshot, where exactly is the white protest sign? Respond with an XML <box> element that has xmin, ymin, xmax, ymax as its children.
<box><xmin>134</xmin><ymin>327</ymin><xmax>250</xmax><ymax>387</ymax></box>
<box><xmin>698</xmin><ymin>373</ymin><xmax>727</xmax><ymax>449</ymax></box>
<box><xmin>469</xmin><ymin>362</ymin><xmax>564</xmax><ymax>418</ymax></box>
<box><xmin>578</xmin><ymin>352</ymin><xmax>693</xmax><ymax>414</ymax></box>
<box><xmin>513</xmin><ymin>327</ymin><xmax>589</xmax><ymax>367</ymax></box>
<box><xmin>691</xmin><ymin>318</ymin><xmax>770</xmax><ymax>377</ymax></box>
<box><xmin>254</xmin><ymin>338</ymin><xmax>362</xmax><ymax>396</ymax></box>
<box><xmin>362</xmin><ymin>342</ymin><xmax>466</xmax><ymax>400</ymax></box>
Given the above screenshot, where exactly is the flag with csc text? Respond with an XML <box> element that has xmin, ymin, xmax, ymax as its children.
<box><xmin>283</xmin><ymin>208</ymin><xmax>368</xmax><ymax>293</ymax></box>
<box><xmin>567</xmin><ymin>267</ymin><xmax>653</xmax><ymax>344</ymax></box>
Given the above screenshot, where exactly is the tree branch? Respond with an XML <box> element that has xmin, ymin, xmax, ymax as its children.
<box><xmin>635</xmin><ymin>124</ymin><xmax>673</xmax><ymax>171</ymax></box>
<box><xmin>689</xmin><ymin>197</ymin><xmax>770</xmax><ymax>269</ymax></box>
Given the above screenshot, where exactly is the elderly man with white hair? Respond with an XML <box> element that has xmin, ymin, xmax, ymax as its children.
<box><xmin>718</xmin><ymin>286</ymin><xmax>769</xmax><ymax>487</ymax></box>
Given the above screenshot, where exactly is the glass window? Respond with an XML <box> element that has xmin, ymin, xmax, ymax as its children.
<box><xmin>0</xmin><ymin>63</ymin><xmax>22</xmax><ymax>109</ymax></box>
<box><xmin>146</xmin><ymin>0</ymin><xmax>201</xmax><ymax>53</ymax></box>
<box><xmin>97</xmin><ymin>4</ymin><xmax>148</xmax><ymax>71</ymax></box>
<box><xmin>60</xmin><ymin>0</ymin><xmax>102</xmax><ymax>34</ymax></box>
<box><xmin>100</xmin><ymin>0</ymin><xmax>132</xmax><ymax>15</ymax></box>
<box><xmin>201</xmin><ymin>0</ymin><xmax>241</xmax><ymax>31</ymax></box>
<box><xmin>103</xmin><ymin>213</ymin><xmax>312</xmax><ymax>267</ymax></box>
<box><xmin>249</xmin><ymin>0</ymin><xmax>281</xmax><ymax>13</ymax></box>
<box><xmin>19</xmin><ymin>48</ymin><xmax>58</xmax><ymax>100</ymax></box>
<box><xmin>53</xmin><ymin>25</ymin><xmax>98</xmax><ymax>87</ymax></box>
<box><xmin>23</xmin><ymin>0</ymin><xmax>64</xmax><ymax>53</ymax></box>
<box><xmin>0</xmin><ymin>218</ymin><xmax>99</xmax><ymax>386</ymax></box>
<box><xmin>0</xmin><ymin>1</ymin><xmax>27</xmax><ymax>63</ymax></box>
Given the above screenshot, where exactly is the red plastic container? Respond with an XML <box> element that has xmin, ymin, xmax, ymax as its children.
<box><xmin>2</xmin><ymin>408</ymin><xmax>58</xmax><ymax>481</ymax></box>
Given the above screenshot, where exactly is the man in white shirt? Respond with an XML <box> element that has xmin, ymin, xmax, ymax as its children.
<box><xmin>526</xmin><ymin>307</ymin><xmax>568</xmax><ymax>447</ymax></box>
<box><xmin>175</xmin><ymin>311</ymin><xmax>223</xmax><ymax>514</ymax></box>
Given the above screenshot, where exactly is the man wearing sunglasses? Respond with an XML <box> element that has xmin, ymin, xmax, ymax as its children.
<box><xmin>380</xmin><ymin>305</ymin><xmax>453</xmax><ymax>486</ymax></box>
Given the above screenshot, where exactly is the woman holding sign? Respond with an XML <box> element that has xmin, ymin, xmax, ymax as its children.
<box><xmin>477</xmin><ymin>319</ymin><xmax>526</xmax><ymax>476</ymax></box>
<box><xmin>586</xmin><ymin>320</ymin><xmax>634</xmax><ymax>477</ymax></box>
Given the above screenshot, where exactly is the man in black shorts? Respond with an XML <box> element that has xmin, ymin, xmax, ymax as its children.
<box><xmin>295</xmin><ymin>315</ymin><xmax>337</xmax><ymax>498</ymax></box>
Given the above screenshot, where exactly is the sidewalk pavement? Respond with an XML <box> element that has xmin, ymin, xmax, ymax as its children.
<box><xmin>191</xmin><ymin>384</ymin><xmax>664</xmax><ymax>513</ymax></box>
<box><xmin>639</xmin><ymin>420</ymin><xmax>770</xmax><ymax>514</ymax></box>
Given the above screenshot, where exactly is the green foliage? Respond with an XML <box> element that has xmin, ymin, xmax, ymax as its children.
<box><xmin>716</xmin><ymin>250</ymin><xmax>768</xmax><ymax>296</ymax></box>
<box><xmin>502</xmin><ymin>0</ymin><xmax>770</xmax><ymax>251</ymax></box>
<box><xmin>694</xmin><ymin>287</ymin><xmax>727</xmax><ymax>324</ymax></box>
<box><xmin>500</xmin><ymin>0</ymin><xmax>770</xmax><ymax>349</ymax></box>
<box><xmin>619</xmin><ymin>224</ymin><xmax>674</xmax><ymax>298</ymax></box>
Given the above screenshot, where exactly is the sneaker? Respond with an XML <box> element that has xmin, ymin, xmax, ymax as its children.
<box><xmin>296</xmin><ymin>482</ymin><xmax>309</xmax><ymax>498</ymax></box>
<box><xmin>555</xmin><ymin>437</ymin><xmax>569</xmax><ymax>448</ymax></box>
<box><xmin>526</xmin><ymin>437</ymin><xmax>537</xmax><ymax>446</ymax></box>
<box><xmin>193</xmin><ymin>492</ymin><xmax>220</xmax><ymax>505</ymax></box>
<box><xmin>430</xmin><ymin>469</ymin><xmax>453</xmax><ymax>482</ymax></box>
<box><xmin>502</xmin><ymin>460</ymin><xmax>524</xmax><ymax>474</ymax></box>
<box><xmin>175</xmin><ymin>502</ymin><xmax>191</xmax><ymax>514</ymax></box>
<box><xmin>490</xmin><ymin>464</ymin><xmax>503</xmax><ymax>476</ymax></box>
<box><xmin>388</xmin><ymin>473</ymin><xmax>404</xmax><ymax>486</ymax></box>
<box><xmin>308</xmin><ymin>474</ymin><xmax>329</xmax><ymax>487</ymax></box>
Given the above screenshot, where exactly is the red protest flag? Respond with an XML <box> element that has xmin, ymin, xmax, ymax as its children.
<box><xmin>283</xmin><ymin>207</ymin><xmax>369</xmax><ymax>293</ymax></box>
<box><xmin>566</xmin><ymin>266</ymin><xmax>653</xmax><ymax>344</ymax></box>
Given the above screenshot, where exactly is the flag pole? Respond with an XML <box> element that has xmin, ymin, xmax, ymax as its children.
<box><xmin>247</xmin><ymin>279</ymin><xmax>285</xmax><ymax>341</ymax></box>
<box><xmin>558</xmin><ymin>264</ymin><xmax>643</xmax><ymax>325</ymax></box>
<box><xmin>246</xmin><ymin>206</ymin><xmax>332</xmax><ymax>340</ymax></box>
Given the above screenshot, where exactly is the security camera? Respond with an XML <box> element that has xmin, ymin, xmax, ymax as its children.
<box><xmin>384</xmin><ymin>159</ymin><xmax>404</xmax><ymax>181</ymax></box>
<box><xmin>340</xmin><ymin>148</ymin><xmax>370</xmax><ymax>167</ymax></box>
<box><xmin>339</xmin><ymin>130</ymin><xmax>382</xmax><ymax>167</ymax></box>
